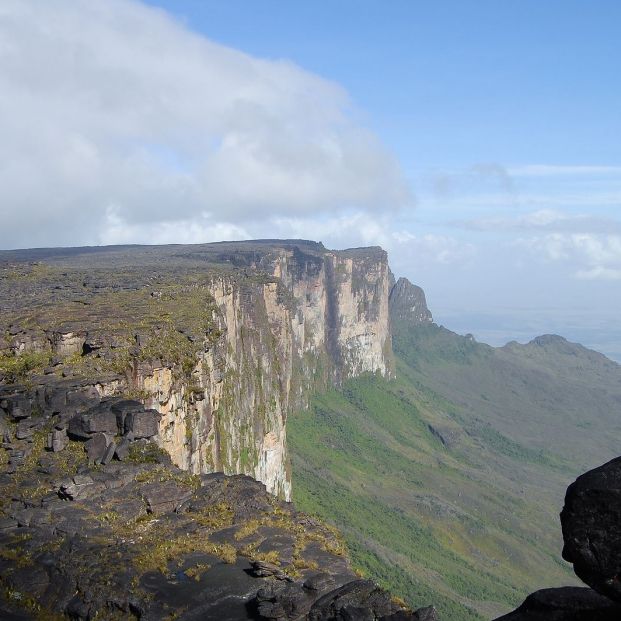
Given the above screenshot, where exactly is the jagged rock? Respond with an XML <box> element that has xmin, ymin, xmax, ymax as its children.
<box><xmin>111</xmin><ymin>399</ymin><xmax>144</xmax><ymax>431</ymax></box>
<box><xmin>258</xmin><ymin>600</ymin><xmax>287</xmax><ymax>619</ymax></box>
<box><xmin>58</xmin><ymin>474</ymin><xmax>102</xmax><ymax>500</ymax></box>
<box><xmin>304</xmin><ymin>572</ymin><xmax>335</xmax><ymax>592</ymax></box>
<box><xmin>0</xmin><ymin>395</ymin><xmax>31</xmax><ymax>420</ymax></box>
<box><xmin>412</xmin><ymin>606</ymin><xmax>439</xmax><ymax>620</ymax></box>
<box><xmin>561</xmin><ymin>456</ymin><xmax>621</xmax><ymax>602</ymax></box>
<box><xmin>251</xmin><ymin>559</ymin><xmax>292</xmax><ymax>581</ymax></box>
<box><xmin>256</xmin><ymin>581</ymin><xmax>315</xmax><ymax>618</ymax></box>
<box><xmin>101</xmin><ymin>439</ymin><xmax>116</xmax><ymax>465</ymax></box>
<box><xmin>494</xmin><ymin>586</ymin><xmax>621</xmax><ymax>620</ymax></box>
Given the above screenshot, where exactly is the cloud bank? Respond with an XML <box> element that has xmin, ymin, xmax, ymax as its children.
<box><xmin>0</xmin><ymin>0</ymin><xmax>411</xmax><ymax>249</ymax></box>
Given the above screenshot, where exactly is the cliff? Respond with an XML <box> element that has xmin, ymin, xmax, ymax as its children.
<box><xmin>0</xmin><ymin>241</ymin><xmax>395</xmax><ymax>500</ymax></box>
<box><xmin>389</xmin><ymin>276</ymin><xmax>433</xmax><ymax>325</ymax></box>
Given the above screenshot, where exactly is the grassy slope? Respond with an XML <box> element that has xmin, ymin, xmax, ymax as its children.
<box><xmin>288</xmin><ymin>323</ymin><xmax>621</xmax><ymax>620</ymax></box>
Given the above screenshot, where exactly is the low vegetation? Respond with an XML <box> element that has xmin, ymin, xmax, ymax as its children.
<box><xmin>289</xmin><ymin>323</ymin><xmax>621</xmax><ymax>619</ymax></box>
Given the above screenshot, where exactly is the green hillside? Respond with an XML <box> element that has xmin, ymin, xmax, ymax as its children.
<box><xmin>288</xmin><ymin>322</ymin><xmax>621</xmax><ymax>619</ymax></box>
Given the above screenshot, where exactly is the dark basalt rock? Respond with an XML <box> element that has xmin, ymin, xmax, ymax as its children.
<box><xmin>494</xmin><ymin>586</ymin><xmax>621</xmax><ymax>620</ymax></box>
<box><xmin>46</xmin><ymin>426</ymin><xmax>69</xmax><ymax>452</ymax></box>
<box><xmin>560</xmin><ymin>456</ymin><xmax>621</xmax><ymax>602</ymax></box>
<box><xmin>308</xmin><ymin>580</ymin><xmax>400</xmax><ymax>620</ymax></box>
<box><xmin>0</xmin><ymin>394</ymin><xmax>32</xmax><ymax>420</ymax></box>
<box><xmin>411</xmin><ymin>607</ymin><xmax>439</xmax><ymax>621</ymax></box>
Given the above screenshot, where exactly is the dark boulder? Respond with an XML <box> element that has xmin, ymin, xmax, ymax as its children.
<box><xmin>68</xmin><ymin>402</ymin><xmax>118</xmax><ymax>440</ymax></box>
<box><xmin>561</xmin><ymin>456</ymin><xmax>621</xmax><ymax>601</ymax></box>
<box><xmin>84</xmin><ymin>432</ymin><xmax>109</xmax><ymax>464</ymax></box>
<box><xmin>308</xmin><ymin>580</ymin><xmax>399</xmax><ymax>621</ymax></box>
<box><xmin>494</xmin><ymin>586</ymin><xmax>621</xmax><ymax>620</ymax></box>
<box><xmin>114</xmin><ymin>438</ymin><xmax>130</xmax><ymax>461</ymax></box>
<box><xmin>100</xmin><ymin>440</ymin><xmax>116</xmax><ymax>465</ymax></box>
<box><xmin>110</xmin><ymin>399</ymin><xmax>144</xmax><ymax>432</ymax></box>
<box><xmin>0</xmin><ymin>395</ymin><xmax>32</xmax><ymax>420</ymax></box>
<box><xmin>124</xmin><ymin>407</ymin><xmax>160</xmax><ymax>439</ymax></box>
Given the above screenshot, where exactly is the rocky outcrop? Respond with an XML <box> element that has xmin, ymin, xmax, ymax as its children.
<box><xmin>495</xmin><ymin>587</ymin><xmax>621</xmax><ymax>620</ymax></box>
<box><xmin>0</xmin><ymin>241</ymin><xmax>397</xmax><ymax>500</ymax></box>
<box><xmin>0</xmin><ymin>391</ymin><xmax>433</xmax><ymax>620</ymax></box>
<box><xmin>560</xmin><ymin>456</ymin><xmax>621</xmax><ymax>602</ymax></box>
<box><xmin>389</xmin><ymin>277</ymin><xmax>432</xmax><ymax>325</ymax></box>
<box><xmin>497</xmin><ymin>455</ymin><xmax>621</xmax><ymax>620</ymax></box>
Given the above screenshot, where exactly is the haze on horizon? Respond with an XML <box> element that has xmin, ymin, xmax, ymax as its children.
<box><xmin>1</xmin><ymin>0</ymin><xmax>620</xmax><ymax>361</ymax></box>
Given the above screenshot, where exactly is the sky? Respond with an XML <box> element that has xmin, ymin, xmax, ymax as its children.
<box><xmin>1</xmin><ymin>1</ymin><xmax>620</xmax><ymax>360</ymax></box>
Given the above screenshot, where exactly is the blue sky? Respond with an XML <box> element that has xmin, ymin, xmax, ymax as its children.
<box><xmin>1</xmin><ymin>1</ymin><xmax>620</xmax><ymax>358</ymax></box>
<box><xmin>148</xmin><ymin>0</ymin><xmax>621</xmax><ymax>358</ymax></box>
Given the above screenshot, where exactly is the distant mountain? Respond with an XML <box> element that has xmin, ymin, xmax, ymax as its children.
<box><xmin>289</xmin><ymin>297</ymin><xmax>621</xmax><ymax>620</ymax></box>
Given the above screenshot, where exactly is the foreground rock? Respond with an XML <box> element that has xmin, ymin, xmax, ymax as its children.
<box><xmin>494</xmin><ymin>587</ymin><xmax>621</xmax><ymax>620</ymax></box>
<box><xmin>560</xmin><ymin>456</ymin><xmax>621</xmax><ymax>602</ymax></box>
<box><xmin>497</xmin><ymin>455</ymin><xmax>621</xmax><ymax>620</ymax></box>
<box><xmin>0</xmin><ymin>392</ymin><xmax>433</xmax><ymax>620</ymax></box>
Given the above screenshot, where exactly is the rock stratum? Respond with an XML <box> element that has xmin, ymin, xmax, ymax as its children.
<box><xmin>0</xmin><ymin>240</ymin><xmax>406</xmax><ymax>500</ymax></box>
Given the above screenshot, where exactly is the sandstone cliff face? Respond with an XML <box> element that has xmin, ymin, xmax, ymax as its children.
<box><xmin>143</xmin><ymin>244</ymin><xmax>394</xmax><ymax>500</ymax></box>
<box><xmin>0</xmin><ymin>241</ymin><xmax>395</xmax><ymax>500</ymax></box>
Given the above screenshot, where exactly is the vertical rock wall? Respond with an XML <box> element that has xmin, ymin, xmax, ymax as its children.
<box><xmin>134</xmin><ymin>244</ymin><xmax>394</xmax><ymax>500</ymax></box>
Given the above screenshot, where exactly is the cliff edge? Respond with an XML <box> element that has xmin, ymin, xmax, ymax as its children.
<box><xmin>0</xmin><ymin>241</ymin><xmax>396</xmax><ymax>500</ymax></box>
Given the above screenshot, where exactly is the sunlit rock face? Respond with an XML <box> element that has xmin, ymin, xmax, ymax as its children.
<box><xmin>145</xmin><ymin>243</ymin><xmax>395</xmax><ymax>500</ymax></box>
<box><xmin>0</xmin><ymin>241</ymin><xmax>396</xmax><ymax>500</ymax></box>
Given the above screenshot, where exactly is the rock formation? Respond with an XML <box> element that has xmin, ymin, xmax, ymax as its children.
<box><xmin>496</xmin><ymin>456</ymin><xmax>621</xmax><ymax>620</ymax></box>
<box><xmin>0</xmin><ymin>388</ymin><xmax>436</xmax><ymax>620</ymax></box>
<box><xmin>388</xmin><ymin>277</ymin><xmax>433</xmax><ymax>325</ymax></box>
<box><xmin>0</xmin><ymin>240</ymin><xmax>440</xmax><ymax>619</ymax></box>
<box><xmin>560</xmin><ymin>456</ymin><xmax>621</xmax><ymax>602</ymax></box>
<box><xmin>0</xmin><ymin>241</ymin><xmax>398</xmax><ymax>500</ymax></box>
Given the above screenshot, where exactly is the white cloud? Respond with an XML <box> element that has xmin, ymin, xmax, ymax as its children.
<box><xmin>0</xmin><ymin>0</ymin><xmax>411</xmax><ymax>249</ymax></box>
<box><xmin>100</xmin><ymin>206</ymin><xmax>251</xmax><ymax>245</ymax></box>
<box><xmin>517</xmin><ymin>233</ymin><xmax>621</xmax><ymax>280</ymax></box>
